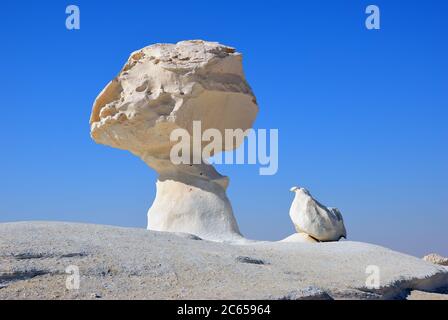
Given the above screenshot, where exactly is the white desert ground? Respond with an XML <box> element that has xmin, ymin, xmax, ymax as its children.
<box><xmin>0</xmin><ymin>222</ymin><xmax>447</xmax><ymax>300</ymax></box>
<box><xmin>2</xmin><ymin>41</ymin><xmax>446</xmax><ymax>300</ymax></box>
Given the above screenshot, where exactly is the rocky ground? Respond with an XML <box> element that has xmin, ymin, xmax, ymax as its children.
<box><xmin>0</xmin><ymin>222</ymin><xmax>447</xmax><ymax>300</ymax></box>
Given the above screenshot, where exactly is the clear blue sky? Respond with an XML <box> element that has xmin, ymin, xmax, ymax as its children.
<box><xmin>1</xmin><ymin>1</ymin><xmax>447</xmax><ymax>257</ymax></box>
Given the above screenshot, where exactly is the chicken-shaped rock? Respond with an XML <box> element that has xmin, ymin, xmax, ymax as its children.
<box><xmin>289</xmin><ymin>187</ymin><xmax>347</xmax><ymax>242</ymax></box>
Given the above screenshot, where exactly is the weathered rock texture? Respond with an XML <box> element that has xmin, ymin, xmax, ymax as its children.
<box><xmin>289</xmin><ymin>187</ymin><xmax>347</xmax><ymax>242</ymax></box>
<box><xmin>1</xmin><ymin>222</ymin><xmax>447</xmax><ymax>300</ymax></box>
<box><xmin>423</xmin><ymin>253</ymin><xmax>448</xmax><ymax>266</ymax></box>
<box><xmin>90</xmin><ymin>40</ymin><xmax>258</xmax><ymax>241</ymax></box>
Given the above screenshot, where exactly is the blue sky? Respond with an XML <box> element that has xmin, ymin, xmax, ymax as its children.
<box><xmin>1</xmin><ymin>0</ymin><xmax>447</xmax><ymax>257</ymax></box>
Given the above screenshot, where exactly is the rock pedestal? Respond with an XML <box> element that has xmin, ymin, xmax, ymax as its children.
<box><xmin>90</xmin><ymin>40</ymin><xmax>258</xmax><ymax>241</ymax></box>
<box><xmin>143</xmin><ymin>156</ymin><xmax>242</xmax><ymax>241</ymax></box>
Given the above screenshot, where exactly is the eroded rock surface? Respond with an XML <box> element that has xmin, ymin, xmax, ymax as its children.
<box><xmin>89</xmin><ymin>40</ymin><xmax>258</xmax><ymax>241</ymax></box>
<box><xmin>288</xmin><ymin>187</ymin><xmax>347</xmax><ymax>242</ymax></box>
<box><xmin>1</xmin><ymin>222</ymin><xmax>448</xmax><ymax>300</ymax></box>
<box><xmin>90</xmin><ymin>40</ymin><xmax>258</xmax><ymax>156</ymax></box>
<box><xmin>423</xmin><ymin>253</ymin><xmax>448</xmax><ymax>266</ymax></box>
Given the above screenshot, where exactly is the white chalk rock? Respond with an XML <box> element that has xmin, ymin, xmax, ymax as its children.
<box><xmin>280</xmin><ymin>233</ymin><xmax>319</xmax><ymax>243</ymax></box>
<box><xmin>289</xmin><ymin>187</ymin><xmax>347</xmax><ymax>242</ymax></box>
<box><xmin>423</xmin><ymin>253</ymin><xmax>448</xmax><ymax>266</ymax></box>
<box><xmin>90</xmin><ymin>40</ymin><xmax>258</xmax><ymax>241</ymax></box>
<box><xmin>90</xmin><ymin>40</ymin><xmax>258</xmax><ymax>156</ymax></box>
<box><xmin>147</xmin><ymin>175</ymin><xmax>242</xmax><ymax>242</ymax></box>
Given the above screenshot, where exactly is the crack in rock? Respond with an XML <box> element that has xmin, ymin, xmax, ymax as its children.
<box><xmin>0</xmin><ymin>270</ymin><xmax>51</xmax><ymax>287</ymax></box>
<box><xmin>11</xmin><ymin>252</ymin><xmax>88</xmax><ymax>260</ymax></box>
<box><xmin>276</xmin><ymin>286</ymin><xmax>333</xmax><ymax>300</ymax></box>
<box><xmin>236</xmin><ymin>256</ymin><xmax>267</xmax><ymax>265</ymax></box>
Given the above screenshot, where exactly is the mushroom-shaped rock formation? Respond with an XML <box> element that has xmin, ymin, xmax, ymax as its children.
<box><xmin>289</xmin><ymin>187</ymin><xmax>347</xmax><ymax>242</ymax></box>
<box><xmin>90</xmin><ymin>40</ymin><xmax>258</xmax><ymax>242</ymax></box>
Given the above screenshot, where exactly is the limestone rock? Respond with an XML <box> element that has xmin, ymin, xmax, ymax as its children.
<box><xmin>90</xmin><ymin>40</ymin><xmax>258</xmax><ymax>157</ymax></box>
<box><xmin>423</xmin><ymin>253</ymin><xmax>448</xmax><ymax>266</ymax></box>
<box><xmin>147</xmin><ymin>177</ymin><xmax>241</xmax><ymax>241</ymax></box>
<box><xmin>90</xmin><ymin>40</ymin><xmax>258</xmax><ymax>241</ymax></box>
<box><xmin>2</xmin><ymin>222</ymin><xmax>448</xmax><ymax>300</ymax></box>
<box><xmin>289</xmin><ymin>187</ymin><xmax>347</xmax><ymax>242</ymax></box>
<box><xmin>280</xmin><ymin>233</ymin><xmax>319</xmax><ymax>243</ymax></box>
<box><xmin>277</xmin><ymin>286</ymin><xmax>333</xmax><ymax>300</ymax></box>
<box><xmin>407</xmin><ymin>290</ymin><xmax>448</xmax><ymax>300</ymax></box>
